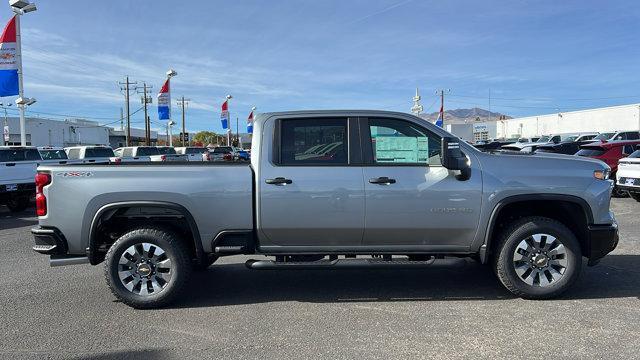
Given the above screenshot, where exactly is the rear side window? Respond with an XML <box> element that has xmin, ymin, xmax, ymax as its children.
<box><xmin>85</xmin><ymin>148</ymin><xmax>115</xmax><ymax>158</ymax></box>
<box><xmin>279</xmin><ymin>118</ymin><xmax>347</xmax><ymax>165</ymax></box>
<box><xmin>122</xmin><ymin>148</ymin><xmax>133</xmax><ymax>157</ymax></box>
<box><xmin>576</xmin><ymin>148</ymin><xmax>605</xmax><ymax>156</ymax></box>
<box><xmin>625</xmin><ymin>132</ymin><xmax>640</xmax><ymax>140</ymax></box>
<box><xmin>623</xmin><ymin>145</ymin><xmax>636</xmax><ymax>156</ymax></box>
<box><xmin>0</xmin><ymin>148</ymin><xmax>41</xmax><ymax>162</ymax></box>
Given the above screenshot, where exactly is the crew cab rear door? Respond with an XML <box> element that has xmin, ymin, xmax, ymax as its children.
<box><xmin>257</xmin><ymin>116</ymin><xmax>365</xmax><ymax>248</ymax></box>
<box><xmin>359</xmin><ymin>116</ymin><xmax>482</xmax><ymax>249</ymax></box>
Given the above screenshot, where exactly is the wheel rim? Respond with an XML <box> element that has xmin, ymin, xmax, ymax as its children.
<box><xmin>118</xmin><ymin>243</ymin><xmax>172</xmax><ymax>296</ymax></box>
<box><xmin>513</xmin><ymin>233</ymin><xmax>568</xmax><ymax>287</ymax></box>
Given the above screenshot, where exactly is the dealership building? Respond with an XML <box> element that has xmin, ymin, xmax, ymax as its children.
<box><xmin>437</xmin><ymin>103</ymin><xmax>640</xmax><ymax>142</ymax></box>
<box><xmin>496</xmin><ymin>103</ymin><xmax>640</xmax><ymax>139</ymax></box>
<box><xmin>2</xmin><ymin>116</ymin><xmax>157</xmax><ymax>147</ymax></box>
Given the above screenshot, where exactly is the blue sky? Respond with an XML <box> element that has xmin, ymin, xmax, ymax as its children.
<box><xmin>3</xmin><ymin>0</ymin><xmax>640</xmax><ymax>134</ymax></box>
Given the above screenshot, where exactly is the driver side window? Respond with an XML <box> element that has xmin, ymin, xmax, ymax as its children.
<box><xmin>367</xmin><ymin>118</ymin><xmax>441</xmax><ymax>166</ymax></box>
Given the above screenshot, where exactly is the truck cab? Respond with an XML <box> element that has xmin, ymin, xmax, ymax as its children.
<box><xmin>64</xmin><ymin>146</ymin><xmax>115</xmax><ymax>164</ymax></box>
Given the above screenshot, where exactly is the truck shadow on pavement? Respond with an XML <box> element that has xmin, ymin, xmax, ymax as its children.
<box><xmin>0</xmin><ymin>206</ymin><xmax>37</xmax><ymax>231</ymax></box>
<box><xmin>174</xmin><ymin>255</ymin><xmax>640</xmax><ymax>308</ymax></box>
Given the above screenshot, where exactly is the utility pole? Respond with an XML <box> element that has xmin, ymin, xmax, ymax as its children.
<box><xmin>177</xmin><ymin>96</ymin><xmax>190</xmax><ymax>146</ymax></box>
<box><xmin>137</xmin><ymin>82</ymin><xmax>153</xmax><ymax>145</ymax></box>
<box><xmin>119</xmin><ymin>107</ymin><xmax>124</xmax><ymax>130</ymax></box>
<box><xmin>119</xmin><ymin>76</ymin><xmax>137</xmax><ymax>146</ymax></box>
<box><xmin>436</xmin><ymin>89</ymin><xmax>450</xmax><ymax>128</ymax></box>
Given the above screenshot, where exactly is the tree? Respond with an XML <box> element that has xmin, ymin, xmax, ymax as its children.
<box><xmin>193</xmin><ymin>131</ymin><xmax>220</xmax><ymax>147</ymax></box>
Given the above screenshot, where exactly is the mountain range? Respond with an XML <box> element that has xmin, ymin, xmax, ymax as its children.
<box><xmin>419</xmin><ymin>107</ymin><xmax>512</xmax><ymax>124</ymax></box>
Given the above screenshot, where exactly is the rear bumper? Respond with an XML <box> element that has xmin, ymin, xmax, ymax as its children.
<box><xmin>0</xmin><ymin>183</ymin><xmax>35</xmax><ymax>202</ymax></box>
<box><xmin>586</xmin><ymin>222</ymin><xmax>619</xmax><ymax>266</ymax></box>
<box><xmin>31</xmin><ymin>226</ymin><xmax>68</xmax><ymax>255</ymax></box>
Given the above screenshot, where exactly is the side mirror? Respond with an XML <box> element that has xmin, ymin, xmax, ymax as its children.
<box><xmin>441</xmin><ymin>137</ymin><xmax>471</xmax><ymax>180</ymax></box>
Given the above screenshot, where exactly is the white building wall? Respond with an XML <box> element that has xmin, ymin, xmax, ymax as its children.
<box><xmin>3</xmin><ymin>117</ymin><xmax>110</xmax><ymax>146</ymax></box>
<box><xmin>499</xmin><ymin>103</ymin><xmax>640</xmax><ymax>138</ymax></box>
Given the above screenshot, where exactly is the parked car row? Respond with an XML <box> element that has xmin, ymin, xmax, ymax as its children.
<box><xmin>1</xmin><ymin>144</ymin><xmax>251</xmax><ymax>212</ymax></box>
<box><xmin>473</xmin><ymin>130</ymin><xmax>640</xmax><ymax>198</ymax></box>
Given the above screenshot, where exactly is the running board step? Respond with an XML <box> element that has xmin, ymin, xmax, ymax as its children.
<box><xmin>214</xmin><ymin>245</ymin><xmax>246</xmax><ymax>254</ymax></box>
<box><xmin>245</xmin><ymin>258</ymin><xmax>465</xmax><ymax>270</ymax></box>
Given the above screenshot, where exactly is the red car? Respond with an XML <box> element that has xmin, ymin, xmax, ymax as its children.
<box><xmin>577</xmin><ymin>139</ymin><xmax>640</xmax><ymax>197</ymax></box>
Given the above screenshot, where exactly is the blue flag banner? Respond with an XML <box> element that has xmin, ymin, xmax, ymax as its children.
<box><xmin>157</xmin><ymin>79</ymin><xmax>170</xmax><ymax>120</ymax></box>
<box><xmin>0</xmin><ymin>16</ymin><xmax>19</xmax><ymax>97</ymax></box>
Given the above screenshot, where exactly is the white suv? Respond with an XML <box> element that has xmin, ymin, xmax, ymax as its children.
<box><xmin>617</xmin><ymin>145</ymin><xmax>640</xmax><ymax>202</ymax></box>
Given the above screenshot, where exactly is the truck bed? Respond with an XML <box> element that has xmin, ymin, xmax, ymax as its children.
<box><xmin>37</xmin><ymin>163</ymin><xmax>254</xmax><ymax>255</ymax></box>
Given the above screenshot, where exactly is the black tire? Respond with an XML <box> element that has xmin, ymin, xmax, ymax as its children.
<box><xmin>630</xmin><ymin>192</ymin><xmax>640</xmax><ymax>202</ymax></box>
<box><xmin>493</xmin><ymin>216</ymin><xmax>582</xmax><ymax>299</ymax></box>
<box><xmin>104</xmin><ymin>226</ymin><xmax>192</xmax><ymax>309</ymax></box>
<box><xmin>6</xmin><ymin>195</ymin><xmax>30</xmax><ymax>213</ymax></box>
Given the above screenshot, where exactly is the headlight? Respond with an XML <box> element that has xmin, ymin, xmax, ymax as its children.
<box><xmin>593</xmin><ymin>169</ymin><xmax>610</xmax><ymax>180</ymax></box>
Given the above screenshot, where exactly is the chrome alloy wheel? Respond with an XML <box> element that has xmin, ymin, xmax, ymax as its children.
<box><xmin>118</xmin><ymin>243</ymin><xmax>172</xmax><ymax>296</ymax></box>
<box><xmin>513</xmin><ymin>233</ymin><xmax>568</xmax><ymax>287</ymax></box>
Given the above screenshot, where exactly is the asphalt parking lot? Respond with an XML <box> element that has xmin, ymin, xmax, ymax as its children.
<box><xmin>0</xmin><ymin>199</ymin><xmax>638</xmax><ymax>360</ymax></box>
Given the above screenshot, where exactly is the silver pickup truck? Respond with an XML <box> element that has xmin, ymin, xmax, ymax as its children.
<box><xmin>31</xmin><ymin>110</ymin><xmax>619</xmax><ymax>308</ymax></box>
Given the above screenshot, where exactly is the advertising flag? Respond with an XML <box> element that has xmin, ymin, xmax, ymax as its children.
<box><xmin>157</xmin><ymin>79</ymin><xmax>170</xmax><ymax>120</ymax></box>
<box><xmin>221</xmin><ymin>100</ymin><xmax>229</xmax><ymax>131</ymax></box>
<box><xmin>435</xmin><ymin>104</ymin><xmax>444</xmax><ymax>128</ymax></box>
<box><xmin>247</xmin><ymin>109</ymin><xmax>254</xmax><ymax>134</ymax></box>
<box><xmin>0</xmin><ymin>16</ymin><xmax>19</xmax><ymax>97</ymax></box>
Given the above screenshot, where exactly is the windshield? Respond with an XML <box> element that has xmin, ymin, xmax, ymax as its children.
<box><xmin>156</xmin><ymin>147</ymin><xmax>177</xmax><ymax>155</ymax></box>
<box><xmin>85</xmin><ymin>148</ymin><xmax>115</xmax><ymax>158</ymax></box>
<box><xmin>628</xmin><ymin>149</ymin><xmax>640</xmax><ymax>158</ymax></box>
<box><xmin>136</xmin><ymin>147</ymin><xmax>160</xmax><ymax>156</ymax></box>
<box><xmin>0</xmin><ymin>148</ymin><xmax>42</xmax><ymax>162</ymax></box>
<box><xmin>213</xmin><ymin>147</ymin><xmax>232</xmax><ymax>153</ymax></box>
<box><xmin>594</xmin><ymin>133</ymin><xmax>614</xmax><ymax>141</ymax></box>
<box><xmin>536</xmin><ymin>136</ymin><xmax>550</xmax><ymax>143</ymax></box>
<box><xmin>39</xmin><ymin>149</ymin><xmax>68</xmax><ymax>160</ymax></box>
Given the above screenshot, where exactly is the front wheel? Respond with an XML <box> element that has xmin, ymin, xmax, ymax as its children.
<box><xmin>493</xmin><ymin>216</ymin><xmax>582</xmax><ymax>299</ymax></box>
<box><xmin>104</xmin><ymin>226</ymin><xmax>192</xmax><ymax>309</ymax></box>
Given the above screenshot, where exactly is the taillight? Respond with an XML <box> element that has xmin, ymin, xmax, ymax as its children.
<box><xmin>35</xmin><ymin>172</ymin><xmax>51</xmax><ymax>216</ymax></box>
<box><xmin>112</xmin><ymin>157</ymin><xmax>122</xmax><ymax>164</ymax></box>
<box><xmin>204</xmin><ymin>153</ymin><xmax>210</xmax><ymax>161</ymax></box>
<box><xmin>160</xmin><ymin>155</ymin><xmax>167</xmax><ymax>161</ymax></box>
<box><xmin>223</xmin><ymin>153</ymin><xmax>232</xmax><ymax>161</ymax></box>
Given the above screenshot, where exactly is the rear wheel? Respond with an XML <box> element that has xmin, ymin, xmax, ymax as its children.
<box><xmin>494</xmin><ymin>216</ymin><xmax>582</xmax><ymax>299</ymax></box>
<box><xmin>6</xmin><ymin>195</ymin><xmax>30</xmax><ymax>213</ymax></box>
<box><xmin>104</xmin><ymin>226</ymin><xmax>192</xmax><ymax>309</ymax></box>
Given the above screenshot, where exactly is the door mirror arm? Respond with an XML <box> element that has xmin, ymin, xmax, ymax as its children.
<box><xmin>441</xmin><ymin>137</ymin><xmax>471</xmax><ymax>181</ymax></box>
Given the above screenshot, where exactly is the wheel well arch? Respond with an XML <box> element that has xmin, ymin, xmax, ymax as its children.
<box><xmin>88</xmin><ymin>201</ymin><xmax>205</xmax><ymax>265</ymax></box>
<box><xmin>483</xmin><ymin>194</ymin><xmax>593</xmax><ymax>262</ymax></box>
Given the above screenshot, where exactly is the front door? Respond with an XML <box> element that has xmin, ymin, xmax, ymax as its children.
<box><xmin>361</xmin><ymin>117</ymin><xmax>482</xmax><ymax>249</ymax></box>
<box><xmin>258</xmin><ymin>116</ymin><xmax>365</xmax><ymax>248</ymax></box>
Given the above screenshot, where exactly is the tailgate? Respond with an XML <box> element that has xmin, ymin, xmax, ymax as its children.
<box><xmin>1</xmin><ymin>162</ymin><xmax>37</xmax><ymax>184</ymax></box>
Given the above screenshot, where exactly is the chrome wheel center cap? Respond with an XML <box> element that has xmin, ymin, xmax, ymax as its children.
<box><xmin>137</xmin><ymin>263</ymin><xmax>152</xmax><ymax>276</ymax></box>
<box><xmin>533</xmin><ymin>254</ymin><xmax>548</xmax><ymax>268</ymax></box>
